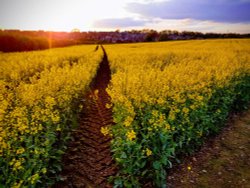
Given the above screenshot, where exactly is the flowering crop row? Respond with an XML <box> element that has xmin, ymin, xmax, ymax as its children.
<box><xmin>104</xmin><ymin>39</ymin><xmax>250</xmax><ymax>187</ymax></box>
<box><xmin>0</xmin><ymin>45</ymin><xmax>96</xmax><ymax>84</ymax></box>
<box><xmin>0</xmin><ymin>45</ymin><xmax>103</xmax><ymax>187</ymax></box>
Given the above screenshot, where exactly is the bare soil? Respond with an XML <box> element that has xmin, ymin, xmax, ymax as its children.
<box><xmin>167</xmin><ymin>109</ymin><xmax>250</xmax><ymax>188</ymax></box>
<box><xmin>54</xmin><ymin>47</ymin><xmax>116</xmax><ymax>188</ymax></box>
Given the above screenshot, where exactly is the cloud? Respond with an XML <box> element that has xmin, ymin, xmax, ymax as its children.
<box><xmin>93</xmin><ymin>18</ymin><xmax>146</xmax><ymax>28</ymax></box>
<box><xmin>126</xmin><ymin>0</ymin><xmax>250</xmax><ymax>23</ymax></box>
<box><xmin>142</xmin><ymin>18</ymin><xmax>250</xmax><ymax>33</ymax></box>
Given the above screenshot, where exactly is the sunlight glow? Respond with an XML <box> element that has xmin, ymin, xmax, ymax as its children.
<box><xmin>0</xmin><ymin>0</ymin><xmax>249</xmax><ymax>33</ymax></box>
<box><xmin>0</xmin><ymin>0</ymin><xmax>137</xmax><ymax>31</ymax></box>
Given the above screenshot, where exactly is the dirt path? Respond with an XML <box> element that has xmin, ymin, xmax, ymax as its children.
<box><xmin>167</xmin><ymin>109</ymin><xmax>250</xmax><ymax>188</ymax></box>
<box><xmin>55</xmin><ymin>46</ymin><xmax>116</xmax><ymax>187</ymax></box>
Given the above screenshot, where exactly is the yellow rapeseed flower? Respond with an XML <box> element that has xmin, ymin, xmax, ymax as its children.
<box><xmin>45</xmin><ymin>96</ymin><xmax>56</xmax><ymax>108</ymax></box>
<box><xmin>13</xmin><ymin>160</ymin><xmax>22</xmax><ymax>171</ymax></box>
<box><xmin>12</xmin><ymin>180</ymin><xmax>23</xmax><ymax>188</ymax></box>
<box><xmin>105</xmin><ymin>103</ymin><xmax>112</xmax><ymax>109</ymax></box>
<box><xmin>29</xmin><ymin>173</ymin><xmax>40</xmax><ymax>184</ymax></box>
<box><xmin>16</xmin><ymin>148</ymin><xmax>25</xmax><ymax>155</ymax></box>
<box><xmin>197</xmin><ymin>95</ymin><xmax>204</xmax><ymax>101</ymax></box>
<box><xmin>182</xmin><ymin>107</ymin><xmax>189</xmax><ymax>114</ymax></box>
<box><xmin>165</xmin><ymin>123</ymin><xmax>171</xmax><ymax>130</ymax></box>
<box><xmin>126</xmin><ymin>130</ymin><xmax>136</xmax><ymax>141</ymax></box>
<box><xmin>100</xmin><ymin>126</ymin><xmax>110</xmax><ymax>136</ymax></box>
<box><xmin>41</xmin><ymin>168</ymin><xmax>47</xmax><ymax>174</ymax></box>
<box><xmin>146</xmin><ymin>148</ymin><xmax>152</xmax><ymax>156</ymax></box>
<box><xmin>124</xmin><ymin>116</ymin><xmax>134</xmax><ymax>127</ymax></box>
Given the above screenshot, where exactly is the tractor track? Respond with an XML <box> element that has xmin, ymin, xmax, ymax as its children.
<box><xmin>54</xmin><ymin>46</ymin><xmax>116</xmax><ymax>188</ymax></box>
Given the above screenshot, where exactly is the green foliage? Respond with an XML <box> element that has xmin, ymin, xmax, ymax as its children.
<box><xmin>110</xmin><ymin>74</ymin><xmax>250</xmax><ymax>187</ymax></box>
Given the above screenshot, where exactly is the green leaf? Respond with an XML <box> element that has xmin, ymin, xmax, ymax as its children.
<box><xmin>114</xmin><ymin>178</ymin><xmax>123</xmax><ymax>188</ymax></box>
<box><xmin>121</xmin><ymin>152</ymin><xmax>127</xmax><ymax>159</ymax></box>
<box><xmin>141</xmin><ymin>169</ymin><xmax>148</xmax><ymax>176</ymax></box>
<box><xmin>140</xmin><ymin>161</ymin><xmax>146</xmax><ymax>168</ymax></box>
<box><xmin>153</xmin><ymin>161</ymin><xmax>161</xmax><ymax>170</ymax></box>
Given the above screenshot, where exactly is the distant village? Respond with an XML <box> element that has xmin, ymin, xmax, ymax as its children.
<box><xmin>1</xmin><ymin>29</ymin><xmax>249</xmax><ymax>52</ymax></box>
<box><xmin>67</xmin><ymin>29</ymin><xmax>250</xmax><ymax>43</ymax></box>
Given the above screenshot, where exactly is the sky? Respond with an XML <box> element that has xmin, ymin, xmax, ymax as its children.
<box><xmin>0</xmin><ymin>0</ymin><xmax>250</xmax><ymax>33</ymax></box>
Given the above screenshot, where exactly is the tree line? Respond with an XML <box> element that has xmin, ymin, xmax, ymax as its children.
<box><xmin>0</xmin><ymin>29</ymin><xmax>249</xmax><ymax>52</ymax></box>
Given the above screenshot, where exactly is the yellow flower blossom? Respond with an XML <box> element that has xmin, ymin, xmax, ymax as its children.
<box><xmin>51</xmin><ymin>113</ymin><xmax>60</xmax><ymax>123</ymax></box>
<box><xmin>190</xmin><ymin>105</ymin><xmax>196</xmax><ymax>110</ymax></box>
<box><xmin>124</xmin><ymin>116</ymin><xmax>134</xmax><ymax>127</ymax></box>
<box><xmin>45</xmin><ymin>96</ymin><xmax>56</xmax><ymax>109</ymax></box>
<box><xmin>12</xmin><ymin>180</ymin><xmax>23</xmax><ymax>188</ymax></box>
<box><xmin>126</xmin><ymin>130</ymin><xmax>136</xmax><ymax>141</ymax></box>
<box><xmin>157</xmin><ymin>98</ymin><xmax>165</xmax><ymax>105</ymax></box>
<box><xmin>101</xmin><ymin>126</ymin><xmax>110</xmax><ymax>136</ymax></box>
<box><xmin>152</xmin><ymin>110</ymin><xmax>159</xmax><ymax>117</ymax></box>
<box><xmin>196</xmin><ymin>95</ymin><xmax>204</xmax><ymax>101</ymax></box>
<box><xmin>16</xmin><ymin>148</ymin><xmax>25</xmax><ymax>155</ymax></box>
<box><xmin>146</xmin><ymin>148</ymin><xmax>152</xmax><ymax>156</ymax></box>
<box><xmin>165</xmin><ymin>123</ymin><xmax>171</xmax><ymax>130</ymax></box>
<box><xmin>182</xmin><ymin>107</ymin><xmax>189</xmax><ymax>114</ymax></box>
<box><xmin>56</xmin><ymin>125</ymin><xmax>61</xmax><ymax>131</ymax></box>
<box><xmin>105</xmin><ymin>103</ymin><xmax>112</xmax><ymax>109</ymax></box>
<box><xmin>168</xmin><ymin>111</ymin><xmax>176</xmax><ymax>121</ymax></box>
<box><xmin>41</xmin><ymin>168</ymin><xmax>47</xmax><ymax>174</ymax></box>
<box><xmin>13</xmin><ymin>160</ymin><xmax>23</xmax><ymax>171</ymax></box>
<box><xmin>29</xmin><ymin>173</ymin><xmax>40</xmax><ymax>184</ymax></box>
